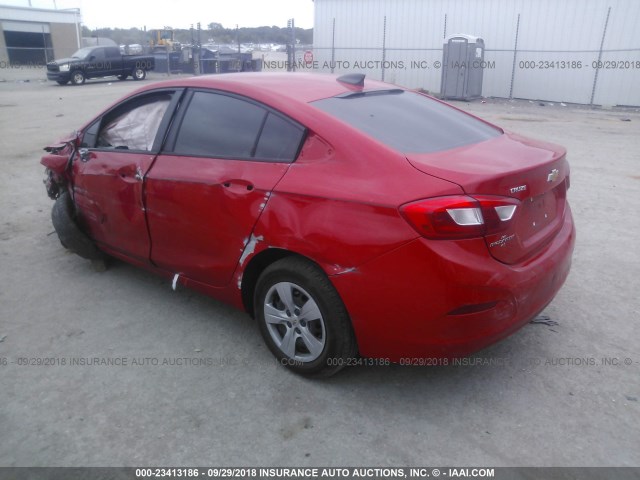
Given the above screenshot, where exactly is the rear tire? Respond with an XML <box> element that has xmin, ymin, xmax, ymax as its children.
<box><xmin>132</xmin><ymin>67</ymin><xmax>146</xmax><ymax>81</ymax></box>
<box><xmin>70</xmin><ymin>70</ymin><xmax>85</xmax><ymax>85</ymax></box>
<box><xmin>254</xmin><ymin>256</ymin><xmax>357</xmax><ymax>377</ymax></box>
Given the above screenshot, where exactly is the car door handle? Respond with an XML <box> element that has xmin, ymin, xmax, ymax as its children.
<box><xmin>117</xmin><ymin>166</ymin><xmax>144</xmax><ymax>182</ymax></box>
<box><xmin>222</xmin><ymin>180</ymin><xmax>254</xmax><ymax>193</ymax></box>
<box><xmin>79</xmin><ymin>148</ymin><xmax>92</xmax><ymax>162</ymax></box>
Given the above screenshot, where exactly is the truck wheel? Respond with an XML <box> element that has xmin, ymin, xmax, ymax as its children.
<box><xmin>117</xmin><ymin>74</ymin><xmax>128</xmax><ymax>81</ymax></box>
<box><xmin>132</xmin><ymin>67</ymin><xmax>146</xmax><ymax>81</ymax></box>
<box><xmin>71</xmin><ymin>70</ymin><xmax>85</xmax><ymax>85</ymax></box>
<box><xmin>56</xmin><ymin>80</ymin><xmax>68</xmax><ymax>86</ymax></box>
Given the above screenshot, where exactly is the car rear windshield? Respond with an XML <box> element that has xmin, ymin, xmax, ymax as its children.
<box><xmin>312</xmin><ymin>90</ymin><xmax>501</xmax><ymax>153</ymax></box>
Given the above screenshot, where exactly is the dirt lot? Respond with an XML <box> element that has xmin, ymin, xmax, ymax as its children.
<box><xmin>0</xmin><ymin>73</ymin><xmax>639</xmax><ymax>467</ymax></box>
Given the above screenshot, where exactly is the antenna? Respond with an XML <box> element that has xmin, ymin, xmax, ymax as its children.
<box><xmin>337</xmin><ymin>73</ymin><xmax>365</xmax><ymax>87</ymax></box>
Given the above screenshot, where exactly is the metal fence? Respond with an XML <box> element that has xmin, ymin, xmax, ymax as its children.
<box><xmin>306</xmin><ymin>3</ymin><xmax>640</xmax><ymax>107</ymax></box>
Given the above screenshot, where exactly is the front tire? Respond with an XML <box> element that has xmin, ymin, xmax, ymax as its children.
<box><xmin>56</xmin><ymin>80</ymin><xmax>68</xmax><ymax>85</ymax></box>
<box><xmin>132</xmin><ymin>67</ymin><xmax>146</xmax><ymax>80</ymax></box>
<box><xmin>254</xmin><ymin>257</ymin><xmax>357</xmax><ymax>377</ymax></box>
<box><xmin>70</xmin><ymin>70</ymin><xmax>85</xmax><ymax>85</ymax></box>
<box><xmin>117</xmin><ymin>74</ymin><xmax>128</xmax><ymax>81</ymax></box>
<box><xmin>51</xmin><ymin>192</ymin><xmax>103</xmax><ymax>260</ymax></box>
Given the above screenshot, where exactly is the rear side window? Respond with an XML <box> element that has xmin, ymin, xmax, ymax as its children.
<box><xmin>174</xmin><ymin>91</ymin><xmax>266</xmax><ymax>158</ymax></box>
<box><xmin>255</xmin><ymin>113</ymin><xmax>305</xmax><ymax>161</ymax></box>
<box><xmin>312</xmin><ymin>90</ymin><xmax>501</xmax><ymax>153</ymax></box>
<box><xmin>172</xmin><ymin>91</ymin><xmax>304</xmax><ymax>162</ymax></box>
<box><xmin>104</xmin><ymin>47</ymin><xmax>121</xmax><ymax>59</ymax></box>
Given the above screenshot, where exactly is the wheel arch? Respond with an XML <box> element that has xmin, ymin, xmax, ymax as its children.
<box><xmin>240</xmin><ymin>248</ymin><xmax>299</xmax><ymax>318</ymax></box>
<box><xmin>238</xmin><ymin>240</ymin><xmax>364</xmax><ymax>318</ymax></box>
<box><xmin>241</xmin><ymin>247</ymin><xmax>341</xmax><ymax>319</ymax></box>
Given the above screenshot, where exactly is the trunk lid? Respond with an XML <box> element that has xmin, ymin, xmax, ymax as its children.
<box><xmin>406</xmin><ymin>132</ymin><xmax>569</xmax><ymax>264</ymax></box>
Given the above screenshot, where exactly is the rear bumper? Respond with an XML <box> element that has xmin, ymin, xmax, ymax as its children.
<box><xmin>331</xmin><ymin>204</ymin><xmax>575</xmax><ymax>361</ymax></box>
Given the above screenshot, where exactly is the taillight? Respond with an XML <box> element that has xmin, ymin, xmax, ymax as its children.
<box><xmin>400</xmin><ymin>195</ymin><xmax>520</xmax><ymax>240</ymax></box>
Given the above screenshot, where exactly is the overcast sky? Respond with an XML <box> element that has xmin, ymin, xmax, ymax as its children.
<box><xmin>5</xmin><ymin>0</ymin><xmax>314</xmax><ymax>29</ymax></box>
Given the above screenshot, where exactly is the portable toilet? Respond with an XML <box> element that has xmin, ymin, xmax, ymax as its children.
<box><xmin>441</xmin><ymin>34</ymin><xmax>485</xmax><ymax>100</ymax></box>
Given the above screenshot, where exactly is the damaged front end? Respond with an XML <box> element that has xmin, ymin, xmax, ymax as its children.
<box><xmin>41</xmin><ymin>133</ymin><xmax>104</xmax><ymax>261</ymax></box>
<box><xmin>41</xmin><ymin>134</ymin><xmax>77</xmax><ymax>200</ymax></box>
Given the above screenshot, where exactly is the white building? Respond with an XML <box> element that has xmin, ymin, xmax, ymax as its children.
<box><xmin>312</xmin><ymin>0</ymin><xmax>640</xmax><ymax>106</ymax></box>
<box><xmin>0</xmin><ymin>4</ymin><xmax>81</xmax><ymax>67</ymax></box>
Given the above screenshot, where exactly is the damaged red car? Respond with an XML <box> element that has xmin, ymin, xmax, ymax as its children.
<box><xmin>41</xmin><ymin>72</ymin><xmax>575</xmax><ymax>376</ymax></box>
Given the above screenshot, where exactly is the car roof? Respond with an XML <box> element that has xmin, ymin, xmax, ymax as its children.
<box><xmin>140</xmin><ymin>72</ymin><xmax>401</xmax><ymax>104</ymax></box>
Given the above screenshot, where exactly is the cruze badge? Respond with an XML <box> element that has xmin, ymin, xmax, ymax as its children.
<box><xmin>489</xmin><ymin>234</ymin><xmax>516</xmax><ymax>248</ymax></box>
<box><xmin>510</xmin><ymin>185</ymin><xmax>527</xmax><ymax>194</ymax></box>
<box><xmin>547</xmin><ymin>169</ymin><xmax>560</xmax><ymax>183</ymax></box>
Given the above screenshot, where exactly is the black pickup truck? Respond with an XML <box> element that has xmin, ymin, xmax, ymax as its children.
<box><xmin>46</xmin><ymin>46</ymin><xmax>155</xmax><ymax>85</ymax></box>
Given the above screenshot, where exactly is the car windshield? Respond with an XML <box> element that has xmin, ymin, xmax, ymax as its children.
<box><xmin>70</xmin><ymin>47</ymin><xmax>95</xmax><ymax>59</ymax></box>
<box><xmin>312</xmin><ymin>90</ymin><xmax>501</xmax><ymax>154</ymax></box>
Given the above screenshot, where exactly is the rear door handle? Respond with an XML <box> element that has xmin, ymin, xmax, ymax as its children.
<box><xmin>117</xmin><ymin>165</ymin><xmax>144</xmax><ymax>182</ymax></box>
<box><xmin>222</xmin><ymin>180</ymin><xmax>254</xmax><ymax>192</ymax></box>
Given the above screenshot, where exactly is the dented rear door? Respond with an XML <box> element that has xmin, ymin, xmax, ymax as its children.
<box><xmin>145</xmin><ymin>89</ymin><xmax>305</xmax><ymax>287</ymax></box>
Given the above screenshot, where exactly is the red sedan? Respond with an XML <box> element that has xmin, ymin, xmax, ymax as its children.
<box><xmin>41</xmin><ymin>72</ymin><xmax>575</xmax><ymax>376</ymax></box>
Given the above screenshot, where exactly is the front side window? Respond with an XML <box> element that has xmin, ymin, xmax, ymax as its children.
<box><xmin>89</xmin><ymin>48</ymin><xmax>105</xmax><ymax>62</ymax></box>
<box><xmin>96</xmin><ymin>94</ymin><xmax>172</xmax><ymax>151</ymax></box>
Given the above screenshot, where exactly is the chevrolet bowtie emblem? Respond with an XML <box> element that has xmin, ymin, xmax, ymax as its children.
<box><xmin>547</xmin><ymin>169</ymin><xmax>559</xmax><ymax>183</ymax></box>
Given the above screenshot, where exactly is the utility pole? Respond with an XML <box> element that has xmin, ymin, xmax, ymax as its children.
<box><xmin>197</xmin><ymin>22</ymin><xmax>202</xmax><ymax>74</ymax></box>
<box><xmin>190</xmin><ymin>24</ymin><xmax>196</xmax><ymax>76</ymax></box>
<box><xmin>287</xmin><ymin>18</ymin><xmax>296</xmax><ymax>72</ymax></box>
